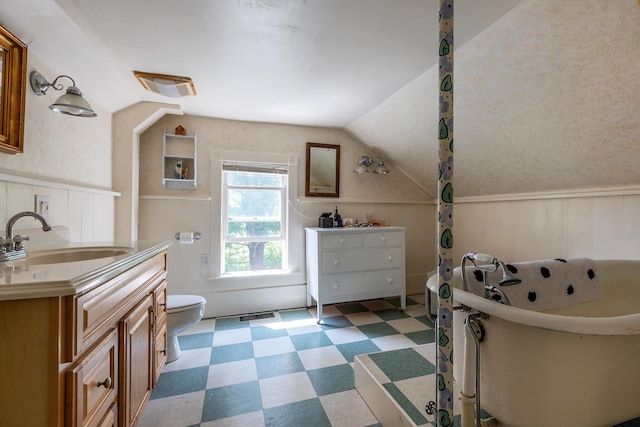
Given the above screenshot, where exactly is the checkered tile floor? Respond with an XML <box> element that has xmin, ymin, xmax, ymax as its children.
<box><xmin>138</xmin><ymin>294</ymin><xmax>434</xmax><ymax>427</ymax></box>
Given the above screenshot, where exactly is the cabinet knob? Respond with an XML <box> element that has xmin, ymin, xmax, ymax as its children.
<box><xmin>339</xmin><ymin>238</ymin><xmax>344</xmax><ymax>244</ymax></box>
<box><xmin>387</xmin><ymin>256</ymin><xmax>393</xmax><ymax>262</ymax></box>
<box><xmin>334</xmin><ymin>259</ymin><xmax>340</xmax><ymax>266</ymax></box>
<box><xmin>387</xmin><ymin>278</ymin><xmax>393</xmax><ymax>284</ymax></box>
<box><xmin>97</xmin><ymin>377</ymin><xmax>112</xmax><ymax>389</ymax></box>
<box><xmin>334</xmin><ymin>283</ymin><xmax>340</xmax><ymax>289</ymax></box>
<box><xmin>381</xmin><ymin>236</ymin><xmax>386</xmax><ymax>242</ymax></box>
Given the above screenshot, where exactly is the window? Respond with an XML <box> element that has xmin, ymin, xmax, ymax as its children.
<box><xmin>222</xmin><ymin>164</ymin><xmax>288</xmax><ymax>274</ymax></box>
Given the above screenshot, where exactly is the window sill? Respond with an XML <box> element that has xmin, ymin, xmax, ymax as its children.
<box><xmin>206</xmin><ymin>271</ymin><xmax>305</xmax><ymax>292</ymax></box>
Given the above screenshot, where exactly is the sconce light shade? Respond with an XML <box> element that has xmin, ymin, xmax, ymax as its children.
<box><xmin>353</xmin><ymin>164</ymin><xmax>369</xmax><ymax>174</ymax></box>
<box><xmin>374</xmin><ymin>161</ymin><xmax>389</xmax><ymax>175</ymax></box>
<box><xmin>30</xmin><ymin>71</ymin><xmax>97</xmax><ymax>117</ymax></box>
<box><xmin>353</xmin><ymin>155</ymin><xmax>390</xmax><ymax>174</ymax></box>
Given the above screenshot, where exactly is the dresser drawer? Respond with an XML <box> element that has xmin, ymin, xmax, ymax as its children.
<box><xmin>362</xmin><ymin>231</ymin><xmax>403</xmax><ymax>247</ymax></box>
<box><xmin>320</xmin><ymin>233</ymin><xmax>362</xmax><ymax>250</ymax></box>
<box><xmin>320</xmin><ymin>269</ymin><xmax>403</xmax><ymax>298</ymax></box>
<box><xmin>321</xmin><ymin>247</ymin><xmax>404</xmax><ymax>273</ymax></box>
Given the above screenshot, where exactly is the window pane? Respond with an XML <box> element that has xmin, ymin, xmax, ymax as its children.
<box><xmin>227</xmin><ymin>189</ymin><xmax>281</xmax><ymax>218</ymax></box>
<box><xmin>227</xmin><ymin>171</ymin><xmax>284</xmax><ymax>187</ymax></box>
<box><xmin>227</xmin><ymin>220</ymin><xmax>281</xmax><ymax>238</ymax></box>
<box><xmin>225</xmin><ymin>241</ymin><xmax>282</xmax><ymax>271</ymax></box>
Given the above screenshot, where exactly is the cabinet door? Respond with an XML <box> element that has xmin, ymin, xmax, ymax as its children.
<box><xmin>119</xmin><ymin>295</ymin><xmax>153</xmax><ymax>427</ymax></box>
<box><xmin>66</xmin><ymin>329</ymin><xmax>118</xmax><ymax>427</ymax></box>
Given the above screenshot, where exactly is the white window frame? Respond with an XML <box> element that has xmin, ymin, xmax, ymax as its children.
<box><xmin>209</xmin><ymin>150</ymin><xmax>304</xmax><ymax>290</ymax></box>
<box><xmin>222</xmin><ymin>164</ymin><xmax>288</xmax><ymax>274</ymax></box>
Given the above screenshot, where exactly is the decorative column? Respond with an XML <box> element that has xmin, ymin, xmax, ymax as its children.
<box><xmin>436</xmin><ymin>0</ymin><xmax>454</xmax><ymax>426</ymax></box>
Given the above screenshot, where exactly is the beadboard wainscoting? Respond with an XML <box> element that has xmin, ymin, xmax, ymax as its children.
<box><xmin>0</xmin><ymin>172</ymin><xmax>118</xmax><ymax>244</ymax></box>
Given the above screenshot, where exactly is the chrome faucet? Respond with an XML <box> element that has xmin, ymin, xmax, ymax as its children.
<box><xmin>1</xmin><ymin>211</ymin><xmax>52</xmax><ymax>261</ymax></box>
<box><xmin>460</xmin><ymin>252</ymin><xmax>521</xmax><ymax>305</ymax></box>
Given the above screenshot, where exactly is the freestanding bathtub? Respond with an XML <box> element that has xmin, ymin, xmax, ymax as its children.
<box><xmin>428</xmin><ymin>259</ymin><xmax>640</xmax><ymax>427</ymax></box>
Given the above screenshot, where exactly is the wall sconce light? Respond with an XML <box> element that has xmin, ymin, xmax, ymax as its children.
<box><xmin>353</xmin><ymin>155</ymin><xmax>390</xmax><ymax>174</ymax></box>
<box><xmin>29</xmin><ymin>70</ymin><xmax>97</xmax><ymax>117</ymax></box>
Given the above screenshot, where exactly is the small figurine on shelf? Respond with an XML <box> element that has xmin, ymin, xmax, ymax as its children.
<box><xmin>175</xmin><ymin>125</ymin><xmax>187</xmax><ymax>135</ymax></box>
<box><xmin>181</xmin><ymin>166</ymin><xmax>188</xmax><ymax>180</ymax></box>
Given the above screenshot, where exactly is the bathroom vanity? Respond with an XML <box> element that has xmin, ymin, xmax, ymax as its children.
<box><xmin>305</xmin><ymin>226</ymin><xmax>406</xmax><ymax>322</ymax></box>
<box><xmin>0</xmin><ymin>241</ymin><xmax>170</xmax><ymax>427</ymax></box>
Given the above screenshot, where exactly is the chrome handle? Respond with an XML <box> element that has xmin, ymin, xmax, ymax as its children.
<box><xmin>97</xmin><ymin>377</ymin><xmax>112</xmax><ymax>389</ymax></box>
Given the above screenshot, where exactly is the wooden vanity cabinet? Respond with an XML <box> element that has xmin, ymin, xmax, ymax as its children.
<box><xmin>0</xmin><ymin>249</ymin><xmax>168</xmax><ymax>427</ymax></box>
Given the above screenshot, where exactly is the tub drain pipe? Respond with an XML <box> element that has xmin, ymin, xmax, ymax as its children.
<box><xmin>462</xmin><ymin>313</ymin><xmax>484</xmax><ymax>427</ymax></box>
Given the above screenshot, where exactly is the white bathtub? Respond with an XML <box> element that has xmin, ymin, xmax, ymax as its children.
<box><xmin>427</xmin><ymin>259</ymin><xmax>640</xmax><ymax>427</ymax></box>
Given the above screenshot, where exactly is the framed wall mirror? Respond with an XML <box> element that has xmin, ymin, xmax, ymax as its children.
<box><xmin>305</xmin><ymin>142</ymin><xmax>340</xmax><ymax>197</ymax></box>
<box><xmin>0</xmin><ymin>25</ymin><xmax>27</xmax><ymax>154</ymax></box>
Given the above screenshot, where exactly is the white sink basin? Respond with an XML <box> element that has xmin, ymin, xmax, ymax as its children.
<box><xmin>12</xmin><ymin>247</ymin><xmax>134</xmax><ymax>266</ymax></box>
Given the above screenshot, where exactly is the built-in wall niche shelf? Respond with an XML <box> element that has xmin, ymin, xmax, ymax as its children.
<box><xmin>163</xmin><ymin>129</ymin><xmax>197</xmax><ymax>190</ymax></box>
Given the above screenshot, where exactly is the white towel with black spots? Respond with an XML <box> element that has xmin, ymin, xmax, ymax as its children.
<box><xmin>461</xmin><ymin>258</ymin><xmax>602</xmax><ymax>311</ymax></box>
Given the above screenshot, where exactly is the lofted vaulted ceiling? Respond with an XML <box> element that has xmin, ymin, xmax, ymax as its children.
<box><xmin>1</xmin><ymin>0</ymin><xmax>638</xmax><ymax>198</ymax></box>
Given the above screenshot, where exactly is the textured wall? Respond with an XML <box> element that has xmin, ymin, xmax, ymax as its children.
<box><xmin>347</xmin><ymin>0</ymin><xmax>640</xmax><ymax>198</ymax></box>
<box><xmin>0</xmin><ymin>54</ymin><xmax>112</xmax><ymax>189</ymax></box>
<box><xmin>139</xmin><ymin>114</ymin><xmax>429</xmax><ymax>202</ymax></box>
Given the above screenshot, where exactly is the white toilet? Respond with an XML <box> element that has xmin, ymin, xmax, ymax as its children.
<box><xmin>166</xmin><ymin>294</ymin><xmax>206</xmax><ymax>363</ymax></box>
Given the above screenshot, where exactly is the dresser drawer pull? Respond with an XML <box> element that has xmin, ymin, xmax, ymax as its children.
<box><xmin>381</xmin><ymin>236</ymin><xmax>386</xmax><ymax>242</ymax></box>
<box><xmin>97</xmin><ymin>377</ymin><xmax>112</xmax><ymax>389</ymax></box>
<box><xmin>334</xmin><ymin>259</ymin><xmax>340</xmax><ymax>266</ymax></box>
<box><xmin>387</xmin><ymin>278</ymin><xmax>393</xmax><ymax>284</ymax></box>
<box><xmin>387</xmin><ymin>256</ymin><xmax>393</xmax><ymax>262</ymax></box>
<box><xmin>334</xmin><ymin>283</ymin><xmax>340</xmax><ymax>289</ymax></box>
<box><xmin>339</xmin><ymin>237</ymin><xmax>345</xmax><ymax>244</ymax></box>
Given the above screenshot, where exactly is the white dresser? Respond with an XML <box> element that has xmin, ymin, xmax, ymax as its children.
<box><xmin>305</xmin><ymin>226</ymin><xmax>406</xmax><ymax>323</ymax></box>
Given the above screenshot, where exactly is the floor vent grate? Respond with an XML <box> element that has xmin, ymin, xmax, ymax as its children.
<box><xmin>240</xmin><ymin>312</ymin><xmax>275</xmax><ymax>321</ymax></box>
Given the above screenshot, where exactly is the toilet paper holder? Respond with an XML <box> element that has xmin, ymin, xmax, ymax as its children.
<box><xmin>175</xmin><ymin>232</ymin><xmax>202</xmax><ymax>241</ymax></box>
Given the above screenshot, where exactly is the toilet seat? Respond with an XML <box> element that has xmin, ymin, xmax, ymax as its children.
<box><xmin>167</xmin><ymin>295</ymin><xmax>206</xmax><ymax>313</ymax></box>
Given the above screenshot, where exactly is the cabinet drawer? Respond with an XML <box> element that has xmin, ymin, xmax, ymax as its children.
<box><xmin>321</xmin><ymin>247</ymin><xmax>404</xmax><ymax>273</ymax></box>
<box><xmin>70</xmin><ymin>254</ymin><xmax>166</xmax><ymax>358</ymax></box>
<box><xmin>66</xmin><ymin>329</ymin><xmax>118</xmax><ymax>427</ymax></box>
<box><xmin>321</xmin><ymin>269</ymin><xmax>403</xmax><ymax>298</ymax></box>
<box><xmin>320</xmin><ymin>233</ymin><xmax>362</xmax><ymax>250</ymax></box>
<box><xmin>97</xmin><ymin>403</ymin><xmax>117</xmax><ymax>427</ymax></box>
<box><xmin>362</xmin><ymin>231</ymin><xmax>403</xmax><ymax>247</ymax></box>
<box><xmin>153</xmin><ymin>323</ymin><xmax>167</xmax><ymax>386</ymax></box>
<box><xmin>154</xmin><ymin>279</ymin><xmax>168</xmax><ymax>330</ymax></box>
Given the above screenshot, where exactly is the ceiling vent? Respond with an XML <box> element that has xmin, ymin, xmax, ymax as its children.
<box><xmin>133</xmin><ymin>71</ymin><xmax>196</xmax><ymax>98</ymax></box>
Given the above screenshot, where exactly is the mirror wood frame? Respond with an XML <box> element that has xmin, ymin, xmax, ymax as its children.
<box><xmin>305</xmin><ymin>142</ymin><xmax>340</xmax><ymax>198</ymax></box>
<box><xmin>0</xmin><ymin>25</ymin><xmax>27</xmax><ymax>155</ymax></box>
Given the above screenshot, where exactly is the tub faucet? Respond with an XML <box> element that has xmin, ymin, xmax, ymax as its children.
<box><xmin>1</xmin><ymin>211</ymin><xmax>52</xmax><ymax>261</ymax></box>
<box><xmin>461</xmin><ymin>253</ymin><xmax>521</xmax><ymax>304</ymax></box>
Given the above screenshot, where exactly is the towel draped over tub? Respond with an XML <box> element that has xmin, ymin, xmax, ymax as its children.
<box><xmin>458</xmin><ymin>258</ymin><xmax>602</xmax><ymax>311</ymax></box>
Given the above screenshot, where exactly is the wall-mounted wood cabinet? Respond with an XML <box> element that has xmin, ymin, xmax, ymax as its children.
<box><xmin>163</xmin><ymin>129</ymin><xmax>197</xmax><ymax>190</ymax></box>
